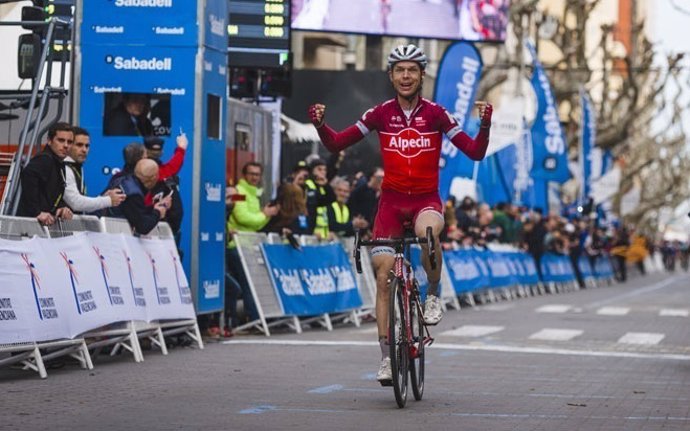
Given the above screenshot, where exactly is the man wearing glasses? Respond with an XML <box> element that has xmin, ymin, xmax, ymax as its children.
<box><xmin>225</xmin><ymin>162</ymin><xmax>279</xmax><ymax>330</ymax></box>
<box><xmin>17</xmin><ymin>122</ymin><xmax>75</xmax><ymax>225</ymax></box>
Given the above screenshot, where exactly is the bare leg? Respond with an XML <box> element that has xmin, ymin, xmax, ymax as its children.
<box><xmin>372</xmin><ymin>253</ymin><xmax>395</xmax><ymax>343</ymax></box>
<box><xmin>415</xmin><ymin>211</ymin><xmax>445</xmax><ymax>295</ymax></box>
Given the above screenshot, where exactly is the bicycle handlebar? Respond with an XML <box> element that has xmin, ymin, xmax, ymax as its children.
<box><xmin>353</xmin><ymin>227</ymin><xmax>436</xmax><ymax>274</ymax></box>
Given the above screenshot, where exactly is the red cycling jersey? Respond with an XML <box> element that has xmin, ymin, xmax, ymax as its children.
<box><xmin>315</xmin><ymin>97</ymin><xmax>489</xmax><ymax>195</ymax></box>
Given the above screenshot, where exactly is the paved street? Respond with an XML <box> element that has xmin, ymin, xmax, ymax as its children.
<box><xmin>2</xmin><ymin>270</ymin><xmax>690</xmax><ymax>430</ymax></box>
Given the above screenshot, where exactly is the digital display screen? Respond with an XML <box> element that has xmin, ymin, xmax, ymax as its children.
<box><xmin>228</xmin><ymin>0</ymin><xmax>291</xmax><ymax>69</ymax></box>
<box><xmin>291</xmin><ymin>0</ymin><xmax>511</xmax><ymax>42</ymax></box>
<box><xmin>45</xmin><ymin>0</ymin><xmax>75</xmax><ymax>58</ymax></box>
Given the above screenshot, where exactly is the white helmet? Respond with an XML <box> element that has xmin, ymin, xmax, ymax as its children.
<box><xmin>387</xmin><ymin>44</ymin><xmax>428</xmax><ymax>70</ymax></box>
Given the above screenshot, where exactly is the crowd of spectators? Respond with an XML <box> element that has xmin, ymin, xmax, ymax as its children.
<box><xmin>221</xmin><ymin>152</ymin><xmax>690</xmax><ymax>334</ymax></box>
<box><xmin>17</xmin><ymin>122</ymin><xmax>188</xmax><ymax>238</ymax></box>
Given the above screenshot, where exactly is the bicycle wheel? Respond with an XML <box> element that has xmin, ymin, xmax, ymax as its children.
<box><xmin>389</xmin><ymin>277</ymin><xmax>408</xmax><ymax>408</ymax></box>
<box><xmin>409</xmin><ymin>286</ymin><xmax>425</xmax><ymax>401</ymax></box>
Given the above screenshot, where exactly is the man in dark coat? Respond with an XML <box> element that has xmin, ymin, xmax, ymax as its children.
<box><xmin>106</xmin><ymin>159</ymin><xmax>170</xmax><ymax>235</ymax></box>
<box><xmin>17</xmin><ymin>122</ymin><xmax>74</xmax><ymax>225</ymax></box>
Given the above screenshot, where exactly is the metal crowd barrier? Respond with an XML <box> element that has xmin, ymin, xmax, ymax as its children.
<box><xmin>0</xmin><ymin>215</ymin><xmax>201</xmax><ymax>379</ymax></box>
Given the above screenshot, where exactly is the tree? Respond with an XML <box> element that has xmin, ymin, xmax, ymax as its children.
<box><xmin>475</xmin><ymin>0</ymin><xmax>690</xmax><ymax>234</ymax></box>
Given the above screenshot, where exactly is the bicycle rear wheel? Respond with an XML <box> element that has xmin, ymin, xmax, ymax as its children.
<box><xmin>389</xmin><ymin>277</ymin><xmax>408</xmax><ymax>408</ymax></box>
<box><xmin>409</xmin><ymin>287</ymin><xmax>425</xmax><ymax>401</ymax></box>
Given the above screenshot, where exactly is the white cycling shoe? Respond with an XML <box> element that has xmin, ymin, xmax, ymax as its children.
<box><xmin>424</xmin><ymin>294</ymin><xmax>443</xmax><ymax>325</ymax></box>
<box><xmin>376</xmin><ymin>357</ymin><xmax>392</xmax><ymax>386</ymax></box>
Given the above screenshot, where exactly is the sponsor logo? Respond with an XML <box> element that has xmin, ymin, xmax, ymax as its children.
<box><xmin>106</xmin><ymin>55</ymin><xmax>172</xmax><ymax>71</ymax></box>
<box><xmin>414</xmin><ymin>117</ymin><xmax>426</xmax><ymax>126</ymax></box>
<box><xmin>390</xmin><ymin>115</ymin><xmax>402</xmax><ymax>123</ymax></box>
<box><xmin>153</xmin><ymin>26</ymin><xmax>184</xmax><ymax>35</ymax></box>
<box><xmin>453</xmin><ymin>56</ymin><xmax>481</xmax><ymax>129</ymax></box>
<box><xmin>380</xmin><ymin>129</ymin><xmax>438</xmax><ymax>158</ymax></box>
<box><xmin>205</xmin><ymin>183</ymin><xmax>222</xmax><ymax>202</ymax></box>
<box><xmin>202</xmin><ymin>280</ymin><xmax>220</xmax><ymax>299</ymax></box>
<box><xmin>204</xmin><ymin>61</ymin><xmax>212</xmax><ymax>72</ymax></box>
<box><xmin>215</xmin><ymin>232</ymin><xmax>224</xmax><ymax>242</ymax></box>
<box><xmin>209</xmin><ymin>14</ymin><xmax>225</xmax><ymax>37</ymax></box>
<box><xmin>93</xmin><ymin>25</ymin><xmax>124</xmax><ymax>34</ymax></box>
<box><xmin>201</xmin><ymin>232</ymin><xmax>210</xmax><ymax>242</ymax></box>
<box><xmin>92</xmin><ymin>86</ymin><xmax>122</xmax><ymax>94</ymax></box>
<box><xmin>218</xmin><ymin>65</ymin><xmax>226</xmax><ymax>76</ymax></box>
<box><xmin>114</xmin><ymin>0</ymin><xmax>173</xmax><ymax>7</ymax></box>
<box><xmin>153</xmin><ymin>87</ymin><xmax>186</xmax><ymax>95</ymax></box>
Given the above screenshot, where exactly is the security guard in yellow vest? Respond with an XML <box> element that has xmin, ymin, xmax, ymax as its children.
<box><xmin>304</xmin><ymin>158</ymin><xmax>335</xmax><ymax>239</ymax></box>
<box><xmin>328</xmin><ymin>177</ymin><xmax>369</xmax><ymax>237</ymax></box>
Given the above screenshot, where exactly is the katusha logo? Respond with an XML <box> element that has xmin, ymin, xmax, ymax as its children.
<box><xmin>105</xmin><ymin>55</ymin><xmax>172</xmax><ymax>71</ymax></box>
<box><xmin>112</xmin><ymin>0</ymin><xmax>173</xmax><ymax>7</ymax></box>
<box><xmin>380</xmin><ymin>129</ymin><xmax>438</xmax><ymax>158</ymax></box>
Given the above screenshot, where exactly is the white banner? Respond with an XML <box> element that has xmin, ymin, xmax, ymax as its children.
<box><xmin>0</xmin><ymin>233</ymin><xmax>196</xmax><ymax>344</ymax></box>
<box><xmin>0</xmin><ymin>238</ymin><xmax>70</xmax><ymax>344</ymax></box>
<box><xmin>85</xmin><ymin>232</ymin><xmax>148</xmax><ymax>322</ymax></box>
<box><xmin>138</xmin><ymin>238</ymin><xmax>196</xmax><ymax>321</ymax></box>
<box><xmin>39</xmin><ymin>234</ymin><xmax>119</xmax><ymax>338</ymax></box>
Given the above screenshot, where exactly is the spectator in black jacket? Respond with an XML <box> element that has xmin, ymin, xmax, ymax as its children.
<box><xmin>106</xmin><ymin>159</ymin><xmax>169</xmax><ymax>235</ymax></box>
<box><xmin>17</xmin><ymin>122</ymin><xmax>74</xmax><ymax>225</ymax></box>
<box><xmin>347</xmin><ymin>166</ymin><xmax>383</xmax><ymax>230</ymax></box>
<box><xmin>103</xmin><ymin>93</ymin><xmax>154</xmax><ymax>137</ymax></box>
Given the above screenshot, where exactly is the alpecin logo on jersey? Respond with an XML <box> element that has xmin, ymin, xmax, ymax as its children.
<box><xmin>380</xmin><ymin>128</ymin><xmax>437</xmax><ymax>158</ymax></box>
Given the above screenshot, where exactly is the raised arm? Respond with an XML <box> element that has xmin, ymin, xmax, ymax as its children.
<box><xmin>446</xmin><ymin>102</ymin><xmax>493</xmax><ymax>161</ymax></box>
<box><xmin>309</xmin><ymin>104</ymin><xmax>366</xmax><ymax>153</ymax></box>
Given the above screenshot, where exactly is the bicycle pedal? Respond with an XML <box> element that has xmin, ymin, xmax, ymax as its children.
<box><xmin>378</xmin><ymin>379</ymin><xmax>393</xmax><ymax>387</ymax></box>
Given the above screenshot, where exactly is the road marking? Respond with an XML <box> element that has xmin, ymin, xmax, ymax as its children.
<box><xmin>535</xmin><ymin>304</ymin><xmax>571</xmax><ymax>313</ymax></box>
<box><xmin>596</xmin><ymin>306</ymin><xmax>630</xmax><ymax>316</ymax></box>
<box><xmin>440</xmin><ymin>325</ymin><xmax>505</xmax><ymax>337</ymax></box>
<box><xmin>352</xmin><ymin>326</ymin><xmax>379</xmax><ymax>334</ymax></box>
<box><xmin>618</xmin><ymin>332</ymin><xmax>665</xmax><ymax>345</ymax></box>
<box><xmin>308</xmin><ymin>384</ymin><xmax>343</xmax><ymax>394</ymax></box>
<box><xmin>660</xmin><ymin>308</ymin><xmax>689</xmax><ymax>317</ymax></box>
<box><xmin>587</xmin><ymin>276</ymin><xmax>681</xmax><ymax>308</ymax></box>
<box><xmin>481</xmin><ymin>303</ymin><xmax>515</xmax><ymax>311</ymax></box>
<box><xmin>529</xmin><ymin>329</ymin><xmax>583</xmax><ymax>341</ymax></box>
<box><xmin>239</xmin><ymin>405</ymin><xmax>347</xmax><ymax>415</ymax></box>
<box><xmin>223</xmin><ymin>339</ymin><xmax>690</xmax><ymax>361</ymax></box>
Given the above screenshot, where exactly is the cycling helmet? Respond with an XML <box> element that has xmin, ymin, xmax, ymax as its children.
<box><xmin>387</xmin><ymin>44</ymin><xmax>428</xmax><ymax>70</ymax></box>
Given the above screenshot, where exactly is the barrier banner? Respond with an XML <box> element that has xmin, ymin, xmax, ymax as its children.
<box><xmin>540</xmin><ymin>253</ymin><xmax>576</xmax><ymax>283</ymax></box>
<box><xmin>0</xmin><ymin>238</ymin><xmax>70</xmax><ymax>344</ymax></box>
<box><xmin>85</xmin><ymin>232</ymin><xmax>148</xmax><ymax>322</ymax></box>
<box><xmin>409</xmin><ymin>246</ymin><xmax>430</xmax><ymax>301</ymax></box>
<box><xmin>478</xmin><ymin>249</ymin><xmax>514</xmax><ymax>288</ymax></box>
<box><xmin>593</xmin><ymin>254</ymin><xmax>614</xmax><ymax>279</ymax></box>
<box><xmin>444</xmin><ymin>248</ymin><xmax>489</xmax><ymax>293</ymax></box>
<box><xmin>262</xmin><ymin>243</ymin><xmax>363</xmax><ymax>316</ymax></box>
<box><xmin>503</xmin><ymin>251</ymin><xmax>540</xmax><ymax>286</ymax></box>
<box><xmin>39</xmin><ymin>235</ymin><xmax>119</xmax><ymax>338</ymax></box>
<box><xmin>138</xmin><ymin>238</ymin><xmax>196</xmax><ymax>321</ymax></box>
<box><xmin>121</xmin><ymin>236</ymin><xmax>166</xmax><ymax>322</ymax></box>
<box><xmin>577</xmin><ymin>255</ymin><xmax>596</xmax><ymax>281</ymax></box>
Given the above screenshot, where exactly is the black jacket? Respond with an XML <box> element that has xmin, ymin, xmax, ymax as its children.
<box><xmin>17</xmin><ymin>146</ymin><xmax>67</xmax><ymax>217</ymax></box>
<box><xmin>104</xmin><ymin>174</ymin><xmax>161</xmax><ymax>235</ymax></box>
<box><xmin>103</xmin><ymin>105</ymin><xmax>154</xmax><ymax>137</ymax></box>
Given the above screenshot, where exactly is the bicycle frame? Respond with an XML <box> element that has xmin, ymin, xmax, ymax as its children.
<box><xmin>354</xmin><ymin>231</ymin><xmax>435</xmax><ymax>356</ymax></box>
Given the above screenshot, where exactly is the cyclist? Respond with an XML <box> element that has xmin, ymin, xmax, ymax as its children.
<box><xmin>308</xmin><ymin>44</ymin><xmax>493</xmax><ymax>384</ymax></box>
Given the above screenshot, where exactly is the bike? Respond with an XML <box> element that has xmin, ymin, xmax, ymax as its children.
<box><xmin>353</xmin><ymin>227</ymin><xmax>436</xmax><ymax>408</ymax></box>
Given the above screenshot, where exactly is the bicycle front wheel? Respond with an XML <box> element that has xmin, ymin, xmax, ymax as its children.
<box><xmin>409</xmin><ymin>287</ymin><xmax>425</xmax><ymax>401</ymax></box>
<box><xmin>389</xmin><ymin>277</ymin><xmax>408</xmax><ymax>408</ymax></box>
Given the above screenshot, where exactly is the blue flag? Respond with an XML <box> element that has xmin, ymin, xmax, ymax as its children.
<box><xmin>434</xmin><ymin>41</ymin><xmax>483</xmax><ymax>201</ymax></box>
<box><xmin>526</xmin><ymin>40</ymin><xmax>570</xmax><ymax>184</ymax></box>
<box><xmin>580</xmin><ymin>88</ymin><xmax>596</xmax><ymax>203</ymax></box>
